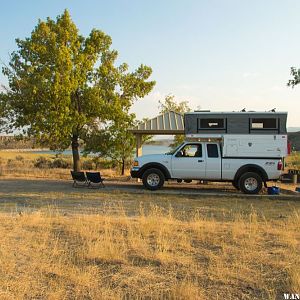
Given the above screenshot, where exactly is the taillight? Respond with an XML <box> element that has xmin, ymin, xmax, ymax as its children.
<box><xmin>277</xmin><ymin>160</ymin><xmax>283</xmax><ymax>170</ymax></box>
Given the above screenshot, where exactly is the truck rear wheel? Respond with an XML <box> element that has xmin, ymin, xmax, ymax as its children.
<box><xmin>142</xmin><ymin>168</ymin><xmax>165</xmax><ymax>190</ymax></box>
<box><xmin>239</xmin><ymin>172</ymin><xmax>263</xmax><ymax>194</ymax></box>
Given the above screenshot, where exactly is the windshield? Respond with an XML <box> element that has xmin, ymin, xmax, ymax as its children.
<box><xmin>165</xmin><ymin>143</ymin><xmax>184</xmax><ymax>155</ymax></box>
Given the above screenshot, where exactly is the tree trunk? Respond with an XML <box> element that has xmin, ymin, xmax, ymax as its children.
<box><xmin>71</xmin><ymin>135</ymin><xmax>81</xmax><ymax>172</ymax></box>
<box><xmin>121</xmin><ymin>158</ymin><xmax>125</xmax><ymax>175</ymax></box>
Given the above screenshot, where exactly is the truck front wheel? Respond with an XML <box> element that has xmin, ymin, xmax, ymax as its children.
<box><xmin>239</xmin><ymin>172</ymin><xmax>263</xmax><ymax>194</ymax></box>
<box><xmin>142</xmin><ymin>168</ymin><xmax>165</xmax><ymax>190</ymax></box>
<box><xmin>232</xmin><ymin>180</ymin><xmax>240</xmax><ymax>190</ymax></box>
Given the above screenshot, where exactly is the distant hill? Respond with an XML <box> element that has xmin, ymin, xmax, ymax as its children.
<box><xmin>288</xmin><ymin>127</ymin><xmax>300</xmax><ymax>132</ymax></box>
<box><xmin>288</xmin><ymin>131</ymin><xmax>300</xmax><ymax>151</ymax></box>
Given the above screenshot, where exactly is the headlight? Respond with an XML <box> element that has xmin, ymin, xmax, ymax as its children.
<box><xmin>133</xmin><ymin>160</ymin><xmax>139</xmax><ymax>167</ymax></box>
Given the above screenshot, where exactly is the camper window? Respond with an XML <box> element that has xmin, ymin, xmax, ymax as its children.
<box><xmin>207</xmin><ymin>144</ymin><xmax>219</xmax><ymax>158</ymax></box>
<box><xmin>198</xmin><ymin>118</ymin><xmax>225</xmax><ymax>129</ymax></box>
<box><xmin>251</xmin><ymin>118</ymin><xmax>277</xmax><ymax>129</ymax></box>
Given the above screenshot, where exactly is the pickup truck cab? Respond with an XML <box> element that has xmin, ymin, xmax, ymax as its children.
<box><xmin>130</xmin><ymin>141</ymin><xmax>284</xmax><ymax>194</ymax></box>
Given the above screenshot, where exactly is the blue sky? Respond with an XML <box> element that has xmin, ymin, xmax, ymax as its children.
<box><xmin>1</xmin><ymin>0</ymin><xmax>300</xmax><ymax>126</ymax></box>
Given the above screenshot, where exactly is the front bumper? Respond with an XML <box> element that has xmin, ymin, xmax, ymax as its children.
<box><xmin>130</xmin><ymin>167</ymin><xmax>140</xmax><ymax>178</ymax></box>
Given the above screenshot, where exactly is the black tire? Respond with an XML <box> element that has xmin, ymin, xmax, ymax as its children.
<box><xmin>142</xmin><ymin>168</ymin><xmax>165</xmax><ymax>190</ymax></box>
<box><xmin>232</xmin><ymin>180</ymin><xmax>240</xmax><ymax>190</ymax></box>
<box><xmin>238</xmin><ymin>172</ymin><xmax>263</xmax><ymax>194</ymax></box>
<box><xmin>184</xmin><ymin>180</ymin><xmax>192</xmax><ymax>183</ymax></box>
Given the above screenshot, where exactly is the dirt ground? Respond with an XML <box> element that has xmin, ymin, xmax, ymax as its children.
<box><xmin>0</xmin><ymin>178</ymin><xmax>299</xmax><ymax>217</ymax></box>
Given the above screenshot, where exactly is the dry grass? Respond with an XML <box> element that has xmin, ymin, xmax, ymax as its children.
<box><xmin>0</xmin><ymin>152</ymin><xmax>299</xmax><ymax>299</ymax></box>
<box><xmin>0</xmin><ymin>151</ymin><xmax>121</xmax><ymax>179</ymax></box>
<box><xmin>286</xmin><ymin>152</ymin><xmax>300</xmax><ymax>170</ymax></box>
<box><xmin>0</xmin><ymin>204</ymin><xmax>299</xmax><ymax>299</ymax></box>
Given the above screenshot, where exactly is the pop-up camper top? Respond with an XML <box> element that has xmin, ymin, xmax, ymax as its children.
<box><xmin>184</xmin><ymin>111</ymin><xmax>288</xmax><ymax>158</ymax></box>
<box><xmin>184</xmin><ymin>111</ymin><xmax>287</xmax><ymax>135</ymax></box>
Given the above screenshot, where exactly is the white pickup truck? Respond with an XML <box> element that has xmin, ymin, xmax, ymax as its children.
<box><xmin>131</xmin><ymin>136</ymin><xmax>286</xmax><ymax>194</ymax></box>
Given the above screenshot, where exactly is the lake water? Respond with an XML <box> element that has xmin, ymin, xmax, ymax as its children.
<box><xmin>30</xmin><ymin>144</ymin><xmax>171</xmax><ymax>156</ymax></box>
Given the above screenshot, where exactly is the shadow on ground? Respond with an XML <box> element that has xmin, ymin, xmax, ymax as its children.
<box><xmin>0</xmin><ymin>178</ymin><xmax>299</xmax><ymax>219</ymax></box>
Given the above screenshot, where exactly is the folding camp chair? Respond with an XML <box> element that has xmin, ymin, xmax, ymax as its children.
<box><xmin>86</xmin><ymin>172</ymin><xmax>105</xmax><ymax>188</ymax></box>
<box><xmin>71</xmin><ymin>171</ymin><xmax>88</xmax><ymax>187</ymax></box>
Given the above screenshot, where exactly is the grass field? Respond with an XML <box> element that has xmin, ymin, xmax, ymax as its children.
<box><xmin>0</xmin><ymin>179</ymin><xmax>299</xmax><ymax>299</ymax></box>
<box><xmin>0</xmin><ymin>151</ymin><xmax>121</xmax><ymax>179</ymax></box>
<box><xmin>287</xmin><ymin>151</ymin><xmax>300</xmax><ymax>170</ymax></box>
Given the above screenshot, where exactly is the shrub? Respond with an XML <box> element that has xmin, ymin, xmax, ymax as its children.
<box><xmin>15</xmin><ymin>155</ymin><xmax>24</xmax><ymax>161</ymax></box>
<box><xmin>81</xmin><ymin>159</ymin><xmax>96</xmax><ymax>170</ymax></box>
<box><xmin>51</xmin><ymin>158</ymin><xmax>72</xmax><ymax>169</ymax></box>
<box><xmin>98</xmin><ymin>159</ymin><xmax>115</xmax><ymax>169</ymax></box>
<box><xmin>34</xmin><ymin>157</ymin><xmax>52</xmax><ymax>169</ymax></box>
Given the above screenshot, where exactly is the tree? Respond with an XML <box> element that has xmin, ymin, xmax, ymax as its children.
<box><xmin>1</xmin><ymin>10</ymin><xmax>155</xmax><ymax>171</ymax></box>
<box><xmin>84</xmin><ymin>115</ymin><xmax>152</xmax><ymax>175</ymax></box>
<box><xmin>0</xmin><ymin>99</ymin><xmax>4</xmax><ymax>132</ymax></box>
<box><xmin>287</xmin><ymin>67</ymin><xmax>300</xmax><ymax>87</ymax></box>
<box><xmin>83</xmin><ymin>111</ymin><xmax>134</xmax><ymax>175</ymax></box>
<box><xmin>158</xmin><ymin>94</ymin><xmax>191</xmax><ymax>149</ymax></box>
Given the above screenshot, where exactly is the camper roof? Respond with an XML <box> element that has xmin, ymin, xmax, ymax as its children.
<box><xmin>184</xmin><ymin>111</ymin><xmax>288</xmax><ymax>135</ymax></box>
<box><xmin>187</xmin><ymin>111</ymin><xmax>288</xmax><ymax>115</ymax></box>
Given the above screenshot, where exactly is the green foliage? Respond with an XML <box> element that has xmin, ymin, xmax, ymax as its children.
<box><xmin>287</xmin><ymin>67</ymin><xmax>300</xmax><ymax>87</ymax></box>
<box><xmin>159</xmin><ymin>94</ymin><xmax>191</xmax><ymax>114</ymax></box>
<box><xmin>1</xmin><ymin>10</ymin><xmax>155</xmax><ymax>171</ymax></box>
<box><xmin>84</xmin><ymin>113</ymin><xmax>136</xmax><ymax>175</ymax></box>
<box><xmin>0</xmin><ymin>93</ymin><xmax>7</xmax><ymax>132</ymax></box>
<box><xmin>158</xmin><ymin>94</ymin><xmax>191</xmax><ymax>150</ymax></box>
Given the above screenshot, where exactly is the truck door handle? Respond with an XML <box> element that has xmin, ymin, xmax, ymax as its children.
<box><xmin>198</xmin><ymin>160</ymin><xmax>204</xmax><ymax>162</ymax></box>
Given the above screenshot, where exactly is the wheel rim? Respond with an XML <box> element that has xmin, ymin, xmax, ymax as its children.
<box><xmin>244</xmin><ymin>177</ymin><xmax>258</xmax><ymax>191</ymax></box>
<box><xmin>147</xmin><ymin>173</ymin><xmax>160</xmax><ymax>187</ymax></box>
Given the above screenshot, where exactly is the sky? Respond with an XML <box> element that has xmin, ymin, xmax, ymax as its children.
<box><xmin>0</xmin><ymin>0</ymin><xmax>300</xmax><ymax>127</ymax></box>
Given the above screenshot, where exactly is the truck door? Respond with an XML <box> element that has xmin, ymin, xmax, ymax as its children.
<box><xmin>171</xmin><ymin>143</ymin><xmax>206</xmax><ymax>179</ymax></box>
<box><xmin>205</xmin><ymin>143</ymin><xmax>222</xmax><ymax>179</ymax></box>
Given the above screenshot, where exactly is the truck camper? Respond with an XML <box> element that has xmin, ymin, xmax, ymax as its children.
<box><xmin>131</xmin><ymin>111</ymin><xmax>288</xmax><ymax>194</ymax></box>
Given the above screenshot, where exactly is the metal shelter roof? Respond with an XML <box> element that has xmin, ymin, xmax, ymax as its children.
<box><xmin>130</xmin><ymin>111</ymin><xmax>184</xmax><ymax>135</ymax></box>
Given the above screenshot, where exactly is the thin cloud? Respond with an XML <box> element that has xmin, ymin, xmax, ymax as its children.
<box><xmin>242</xmin><ymin>72</ymin><xmax>259</xmax><ymax>78</ymax></box>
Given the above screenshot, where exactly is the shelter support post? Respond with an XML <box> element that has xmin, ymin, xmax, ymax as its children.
<box><xmin>136</xmin><ymin>134</ymin><xmax>142</xmax><ymax>157</ymax></box>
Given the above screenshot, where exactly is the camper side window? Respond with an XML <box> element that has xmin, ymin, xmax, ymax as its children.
<box><xmin>251</xmin><ymin>118</ymin><xmax>277</xmax><ymax>129</ymax></box>
<box><xmin>207</xmin><ymin>144</ymin><xmax>219</xmax><ymax>158</ymax></box>
<box><xmin>198</xmin><ymin>118</ymin><xmax>225</xmax><ymax>129</ymax></box>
